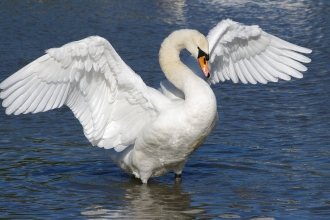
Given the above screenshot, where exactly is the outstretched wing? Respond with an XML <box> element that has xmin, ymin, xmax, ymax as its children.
<box><xmin>164</xmin><ymin>19</ymin><xmax>312</xmax><ymax>99</ymax></box>
<box><xmin>206</xmin><ymin>19</ymin><xmax>312</xmax><ymax>84</ymax></box>
<box><xmin>0</xmin><ymin>36</ymin><xmax>158</xmax><ymax>152</ymax></box>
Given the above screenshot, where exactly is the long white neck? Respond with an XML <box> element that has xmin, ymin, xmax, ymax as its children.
<box><xmin>159</xmin><ymin>30</ymin><xmax>194</xmax><ymax>92</ymax></box>
<box><xmin>158</xmin><ymin>29</ymin><xmax>217</xmax><ymax>120</ymax></box>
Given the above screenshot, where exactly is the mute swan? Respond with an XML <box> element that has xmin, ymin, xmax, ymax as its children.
<box><xmin>0</xmin><ymin>19</ymin><xmax>311</xmax><ymax>184</ymax></box>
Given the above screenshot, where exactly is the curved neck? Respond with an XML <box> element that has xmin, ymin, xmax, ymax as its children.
<box><xmin>159</xmin><ymin>30</ymin><xmax>197</xmax><ymax>92</ymax></box>
<box><xmin>158</xmin><ymin>30</ymin><xmax>218</xmax><ymax>133</ymax></box>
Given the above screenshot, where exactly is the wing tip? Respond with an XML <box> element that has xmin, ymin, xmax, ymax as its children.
<box><xmin>301</xmin><ymin>48</ymin><xmax>312</xmax><ymax>54</ymax></box>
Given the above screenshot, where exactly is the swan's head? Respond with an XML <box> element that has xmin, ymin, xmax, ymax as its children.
<box><xmin>185</xmin><ymin>30</ymin><xmax>210</xmax><ymax>78</ymax></box>
<box><xmin>160</xmin><ymin>29</ymin><xmax>210</xmax><ymax>78</ymax></box>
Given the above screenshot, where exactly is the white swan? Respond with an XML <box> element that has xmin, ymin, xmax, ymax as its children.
<box><xmin>0</xmin><ymin>19</ymin><xmax>311</xmax><ymax>183</ymax></box>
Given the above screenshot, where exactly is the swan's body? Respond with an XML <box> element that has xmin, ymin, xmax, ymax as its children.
<box><xmin>0</xmin><ymin>19</ymin><xmax>311</xmax><ymax>183</ymax></box>
<box><xmin>108</xmin><ymin>30</ymin><xmax>218</xmax><ymax>182</ymax></box>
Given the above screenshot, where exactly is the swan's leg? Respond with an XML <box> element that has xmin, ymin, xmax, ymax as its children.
<box><xmin>173</xmin><ymin>167</ymin><xmax>184</xmax><ymax>184</ymax></box>
<box><xmin>174</xmin><ymin>173</ymin><xmax>182</xmax><ymax>184</ymax></box>
<box><xmin>140</xmin><ymin>171</ymin><xmax>152</xmax><ymax>184</ymax></box>
<box><xmin>173</xmin><ymin>159</ymin><xmax>187</xmax><ymax>183</ymax></box>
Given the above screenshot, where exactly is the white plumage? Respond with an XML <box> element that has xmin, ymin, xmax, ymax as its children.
<box><xmin>183</xmin><ymin>19</ymin><xmax>311</xmax><ymax>86</ymax></box>
<box><xmin>0</xmin><ymin>19</ymin><xmax>311</xmax><ymax>183</ymax></box>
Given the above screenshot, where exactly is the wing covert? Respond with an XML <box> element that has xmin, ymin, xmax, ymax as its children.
<box><xmin>0</xmin><ymin>36</ymin><xmax>157</xmax><ymax>152</ymax></box>
<box><xmin>206</xmin><ymin>19</ymin><xmax>312</xmax><ymax>84</ymax></box>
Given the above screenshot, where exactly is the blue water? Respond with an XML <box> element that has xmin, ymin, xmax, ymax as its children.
<box><xmin>0</xmin><ymin>0</ymin><xmax>329</xmax><ymax>219</ymax></box>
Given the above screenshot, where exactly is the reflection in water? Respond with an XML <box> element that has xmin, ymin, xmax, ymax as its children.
<box><xmin>81</xmin><ymin>179</ymin><xmax>204</xmax><ymax>219</ymax></box>
<box><xmin>206</xmin><ymin>0</ymin><xmax>308</xmax><ymax>8</ymax></box>
<box><xmin>157</xmin><ymin>0</ymin><xmax>187</xmax><ymax>25</ymax></box>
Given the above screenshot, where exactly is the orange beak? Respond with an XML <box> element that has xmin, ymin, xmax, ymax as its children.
<box><xmin>198</xmin><ymin>56</ymin><xmax>210</xmax><ymax>78</ymax></box>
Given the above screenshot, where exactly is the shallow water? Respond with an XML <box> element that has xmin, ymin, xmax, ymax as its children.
<box><xmin>0</xmin><ymin>0</ymin><xmax>329</xmax><ymax>219</ymax></box>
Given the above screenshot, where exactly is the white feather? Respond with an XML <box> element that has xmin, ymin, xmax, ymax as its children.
<box><xmin>0</xmin><ymin>36</ymin><xmax>157</xmax><ymax>151</ymax></box>
<box><xmin>203</xmin><ymin>19</ymin><xmax>311</xmax><ymax>85</ymax></box>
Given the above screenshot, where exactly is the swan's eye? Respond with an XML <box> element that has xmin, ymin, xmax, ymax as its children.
<box><xmin>197</xmin><ymin>47</ymin><xmax>209</xmax><ymax>61</ymax></box>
